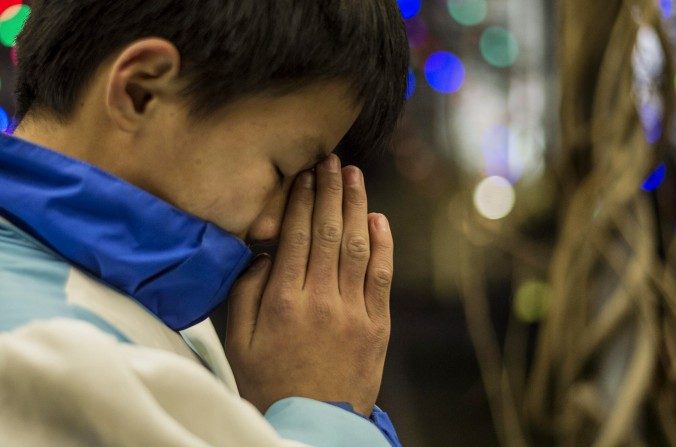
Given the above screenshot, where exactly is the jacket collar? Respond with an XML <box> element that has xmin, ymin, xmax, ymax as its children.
<box><xmin>0</xmin><ymin>133</ymin><xmax>253</xmax><ymax>331</ymax></box>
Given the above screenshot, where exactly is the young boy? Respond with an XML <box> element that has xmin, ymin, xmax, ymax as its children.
<box><xmin>0</xmin><ymin>1</ymin><xmax>408</xmax><ymax>446</ymax></box>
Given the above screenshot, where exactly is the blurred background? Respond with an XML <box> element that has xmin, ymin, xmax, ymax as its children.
<box><xmin>1</xmin><ymin>0</ymin><xmax>675</xmax><ymax>445</ymax></box>
<box><xmin>359</xmin><ymin>1</ymin><xmax>676</xmax><ymax>445</ymax></box>
<box><xmin>373</xmin><ymin>1</ymin><xmax>557</xmax><ymax>444</ymax></box>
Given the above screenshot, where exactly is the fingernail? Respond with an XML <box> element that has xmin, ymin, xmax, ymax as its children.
<box><xmin>375</xmin><ymin>214</ymin><xmax>389</xmax><ymax>231</ymax></box>
<box><xmin>344</xmin><ymin>167</ymin><xmax>361</xmax><ymax>186</ymax></box>
<box><xmin>250</xmin><ymin>254</ymin><xmax>270</xmax><ymax>271</ymax></box>
<box><xmin>322</xmin><ymin>154</ymin><xmax>340</xmax><ymax>173</ymax></box>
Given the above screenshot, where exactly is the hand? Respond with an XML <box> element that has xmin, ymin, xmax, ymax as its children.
<box><xmin>225</xmin><ymin>154</ymin><xmax>394</xmax><ymax>416</ymax></box>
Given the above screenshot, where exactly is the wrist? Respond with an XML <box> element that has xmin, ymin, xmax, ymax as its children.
<box><xmin>265</xmin><ymin>397</ymin><xmax>395</xmax><ymax>447</ymax></box>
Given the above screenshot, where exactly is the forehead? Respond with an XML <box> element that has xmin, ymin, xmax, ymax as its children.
<box><xmin>195</xmin><ymin>80</ymin><xmax>361</xmax><ymax>158</ymax></box>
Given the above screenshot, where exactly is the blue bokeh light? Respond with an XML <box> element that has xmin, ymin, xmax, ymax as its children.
<box><xmin>424</xmin><ymin>51</ymin><xmax>465</xmax><ymax>94</ymax></box>
<box><xmin>405</xmin><ymin>68</ymin><xmax>416</xmax><ymax>100</ymax></box>
<box><xmin>0</xmin><ymin>106</ymin><xmax>9</xmax><ymax>133</ymax></box>
<box><xmin>641</xmin><ymin>162</ymin><xmax>666</xmax><ymax>191</ymax></box>
<box><xmin>645</xmin><ymin>120</ymin><xmax>663</xmax><ymax>144</ymax></box>
<box><xmin>397</xmin><ymin>0</ymin><xmax>422</xmax><ymax>20</ymax></box>
<box><xmin>660</xmin><ymin>0</ymin><xmax>672</xmax><ymax>18</ymax></box>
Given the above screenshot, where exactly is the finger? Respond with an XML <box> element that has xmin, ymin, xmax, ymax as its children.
<box><xmin>339</xmin><ymin>166</ymin><xmax>370</xmax><ymax>299</ymax></box>
<box><xmin>226</xmin><ymin>254</ymin><xmax>272</xmax><ymax>349</ymax></box>
<box><xmin>364</xmin><ymin>214</ymin><xmax>394</xmax><ymax>322</ymax></box>
<box><xmin>306</xmin><ymin>154</ymin><xmax>343</xmax><ymax>290</ymax></box>
<box><xmin>270</xmin><ymin>171</ymin><xmax>314</xmax><ymax>290</ymax></box>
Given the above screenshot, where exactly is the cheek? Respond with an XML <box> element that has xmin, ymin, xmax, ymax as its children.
<box><xmin>171</xmin><ymin>132</ymin><xmax>278</xmax><ymax>236</ymax></box>
<box><xmin>198</xmin><ymin>173</ymin><xmax>276</xmax><ymax>236</ymax></box>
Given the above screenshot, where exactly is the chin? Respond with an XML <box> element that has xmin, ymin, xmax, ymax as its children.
<box><xmin>204</xmin><ymin>218</ymin><xmax>247</xmax><ymax>241</ymax></box>
<box><xmin>244</xmin><ymin>230</ymin><xmax>280</xmax><ymax>248</ymax></box>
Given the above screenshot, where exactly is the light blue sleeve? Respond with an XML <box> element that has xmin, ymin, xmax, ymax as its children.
<box><xmin>265</xmin><ymin>397</ymin><xmax>391</xmax><ymax>447</ymax></box>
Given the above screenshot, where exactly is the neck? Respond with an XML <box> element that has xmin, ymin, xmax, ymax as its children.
<box><xmin>14</xmin><ymin>116</ymin><xmax>72</xmax><ymax>153</ymax></box>
<box><xmin>13</xmin><ymin>113</ymin><xmax>137</xmax><ymax>187</ymax></box>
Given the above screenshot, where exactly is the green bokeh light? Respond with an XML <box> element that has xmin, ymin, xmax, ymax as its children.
<box><xmin>480</xmin><ymin>26</ymin><xmax>519</xmax><ymax>68</ymax></box>
<box><xmin>447</xmin><ymin>0</ymin><xmax>487</xmax><ymax>26</ymax></box>
<box><xmin>0</xmin><ymin>5</ymin><xmax>30</xmax><ymax>48</ymax></box>
<box><xmin>514</xmin><ymin>281</ymin><xmax>551</xmax><ymax>323</ymax></box>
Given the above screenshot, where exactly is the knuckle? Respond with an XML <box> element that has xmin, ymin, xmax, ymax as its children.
<box><xmin>368</xmin><ymin>321</ymin><xmax>391</xmax><ymax>345</ymax></box>
<box><xmin>269</xmin><ymin>293</ymin><xmax>296</xmax><ymax>319</ymax></box>
<box><xmin>345</xmin><ymin>189</ymin><xmax>367</xmax><ymax>207</ymax></box>
<box><xmin>287</xmin><ymin>229</ymin><xmax>311</xmax><ymax>247</ymax></box>
<box><xmin>324</xmin><ymin>179</ymin><xmax>343</xmax><ymax>194</ymax></box>
<box><xmin>372</xmin><ymin>266</ymin><xmax>393</xmax><ymax>288</ymax></box>
<box><xmin>373</xmin><ymin>237</ymin><xmax>394</xmax><ymax>252</ymax></box>
<box><xmin>316</xmin><ymin>221</ymin><xmax>342</xmax><ymax>245</ymax></box>
<box><xmin>345</xmin><ymin>235</ymin><xmax>370</xmax><ymax>259</ymax></box>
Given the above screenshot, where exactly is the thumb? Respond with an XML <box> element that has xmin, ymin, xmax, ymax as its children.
<box><xmin>226</xmin><ymin>254</ymin><xmax>272</xmax><ymax>349</ymax></box>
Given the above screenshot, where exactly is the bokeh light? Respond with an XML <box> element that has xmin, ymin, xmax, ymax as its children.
<box><xmin>0</xmin><ymin>105</ymin><xmax>10</xmax><ymax>132</ymax></box>
<box><xmin>424</xmin><ymin>51</ymin><xmax>465</xmax><ymax>94</ymax></box>
<box><xmin>473</xmin><ymin>175</ymin><xmax>515</xmax><ymax>220</ymax></box>
<box><xmin>640</xmin><ymin>102</ymin><xmax>663</xmax><ymax>144</ymax></box>
<box><xmin>482</xmin><ymin>125</ymin><xmax>510</xmax><ymax>179</ymax></box>
<box><xmin>0</xmin><ymin>3</ymin><xmax>29</xmax><ymax>47</ymax></box>
<box><xmin>453</xmin><ymin>72</ymin><xmax>504</xmax><ymax>172</ymax></box>
<box><xmin>632</xmin><ymin>26</ymin><xmax>665</xmax><ymax>146</ymax></box>
<box><xmin>0</xmin><ymin>1</ymin><xmax>22</xmax><ymax>15</ymax></box>
<box><xmin>641</xmin><ymin>162</ymin><xmax>666</xmax><ymax>191</ymax></box>
<box><xmin>405</xmin><ymin>67</ymin><xmax>416</xmax><ymax>100</ymax></box>
<box><xmin>481</xmin><ymin>124</ymin><xmax>546</xmax><ymax>183</ymax></box>
<box><xmin>480</xmin><ymin>27</ymin><xmax>519</xmax><ymax>68</ymax></box>
<box><xmin>660</xmin><ymin>0</ymin><xmax>672</xmax><ymax>18</ymax></box>
<box><xmin>514</xmin><ymin>281</ymin><xmax>551</xmax><ymax>323</ymax></box>
<box><xmin>397</xmin><ymin>0</ymin><xmax>422</xmax><ymax>20</ymax></box>
<box><xmin>447</xmin><ymin>0</ymin><xmax>487</xmax><ymax>26</ymax></box>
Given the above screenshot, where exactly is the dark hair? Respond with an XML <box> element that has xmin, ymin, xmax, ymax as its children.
<box><xmin>15</xmin><ymin>0</ymin><xmax>409</xmax><ymax>161</ymax></box>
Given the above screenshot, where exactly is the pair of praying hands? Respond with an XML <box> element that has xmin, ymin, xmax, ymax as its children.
<box><xmin>226</xmin><ymin>154</ymin><xmax>393</xmax><ymax>416</ymax></box>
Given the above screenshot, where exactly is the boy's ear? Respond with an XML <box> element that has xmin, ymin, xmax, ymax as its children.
<box><xmin>105</xmin><ymin>38</ymin><xmax>181</xmax><ymax>132</ymax></box>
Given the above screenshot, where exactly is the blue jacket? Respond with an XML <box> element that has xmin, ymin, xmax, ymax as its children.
<box><xmin>0</xmin><ymin>133</ymin><xmax>400</xmax><ymax>446</ymax></box>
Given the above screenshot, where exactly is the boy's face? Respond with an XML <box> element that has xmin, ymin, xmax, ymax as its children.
<box><xmin>15</xmin><ymin>40</ymin><xmax>361</xmax><ymax>246</ymax></box>
<box><xmin>134</xmin><ymin>81</ymin><xmax>361</xmax><ymax>245</ymax></box>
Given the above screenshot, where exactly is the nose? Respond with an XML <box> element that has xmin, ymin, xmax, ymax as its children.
<box><xmin>246</xmin><ymin>180</ymin><xmax>292</xmax><ymax>245</ymax></box>
<box><xmin>246</xmin><ymin>216</ymin><xmax>282</xmax><ymax>246</ymax></box>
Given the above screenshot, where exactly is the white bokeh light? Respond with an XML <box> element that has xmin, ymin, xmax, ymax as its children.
<box><xmin>473</xmin><ymin>176</ymin><xmax>515</xmax><ymax>220</ymax></box>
